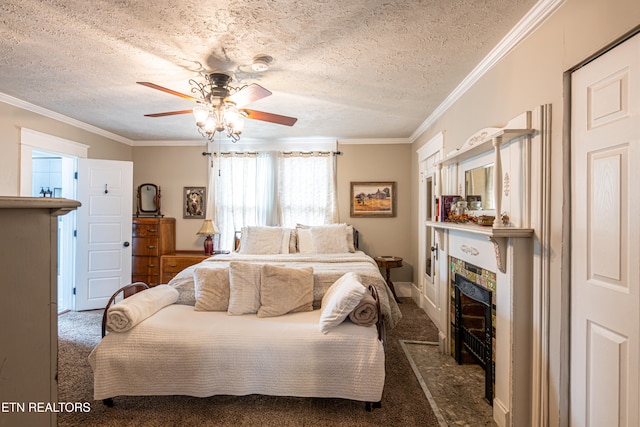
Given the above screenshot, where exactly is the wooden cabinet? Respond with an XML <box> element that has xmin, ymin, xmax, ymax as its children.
<box><xmin>160</xmin><ymin>253</ymin><xmax>209</xmax><ymax>284</ymax></box>
<box><xmin>132</xmin><ymin>217</ymin><xmax>176</xmax><ymax>286</ymax></box>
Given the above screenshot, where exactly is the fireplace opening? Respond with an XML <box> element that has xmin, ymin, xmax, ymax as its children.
<box><xmin>453</xmin><ymin>273</ymin><xmax>494</xmax><ymax>404</ymax></box>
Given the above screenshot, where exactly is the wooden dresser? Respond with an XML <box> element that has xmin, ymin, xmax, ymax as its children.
<box><xmin>160</xmin><ymin>252</ymin><xmax>209</xmax><ymax>284</ymax></box>
<box><xmin>132</xmin><ymin>217</ymin><xmax>176</xmax><ymax>286</ymax></box>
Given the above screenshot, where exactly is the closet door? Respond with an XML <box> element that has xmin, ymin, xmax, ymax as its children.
<box><xmin>570</xmin><ymin>33</ymin><xmax>640</xmax><ymax>427</ymax></box>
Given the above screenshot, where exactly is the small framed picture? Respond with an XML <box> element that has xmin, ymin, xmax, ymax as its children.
<box><xmin>350</xmin><ymin>181</ymin><xmax>397</xmax><ymax>218</ymax></box>
<box><xmin>183</xmin><ymin>187</ymin><xmax>206</xmax><ymax>219</ymax></box>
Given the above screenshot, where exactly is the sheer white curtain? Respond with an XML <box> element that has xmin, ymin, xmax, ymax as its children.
<box><xmin>277</xmin><ymin>152</ymin><xmax>338</xmax><ymax>227</ymax></box>
<box><xmin>211</xmin><ymin>152</ymin><xmax>277</xmax><ymax>250</ymax></box>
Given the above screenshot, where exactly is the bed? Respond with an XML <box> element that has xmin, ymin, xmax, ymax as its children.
<box><xmin>88</xmin><ymin>224</ymin><xmax>402</xmax><ymax>408</ymax></box>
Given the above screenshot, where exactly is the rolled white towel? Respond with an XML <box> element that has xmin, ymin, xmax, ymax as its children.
<box><xmin>348</xmin><ymin>292</ymin><xmax>378</xmax><ymax>327</ymax></box>
<box><xmin>106</xmin><ymin>285</ymin><xmax>179</xmax><ymax>333</ymax></box>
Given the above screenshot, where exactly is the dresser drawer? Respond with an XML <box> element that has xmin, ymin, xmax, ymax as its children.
<box><xmin>160</xmin><ymin>254</ymin><xmax>208</xmax><ymax>284</ymax></box>
<box><xmin>132</xmin><ymin>237</ymin><xmax>159</xmax><ymax>256</ymax></box>
<box><xmin>132</xmin><ymin>222</ymin><xmax>159</xmax><ymax>238</ymax></box>
<box><xmin>132</xmin><ymin>256</ymin><xmax>160</xmax><ymax>276</ymax></box>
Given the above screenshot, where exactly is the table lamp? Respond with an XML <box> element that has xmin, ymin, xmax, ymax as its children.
<box><xmin>197</xmin><ymin>219</ymin><xmax>220</xmax><ymax>256</ymax></box>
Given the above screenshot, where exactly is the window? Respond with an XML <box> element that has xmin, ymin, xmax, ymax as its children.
<box><xmin>278</xmin><ymin>152</ymin><xmax>338</xmax><ymax>228</ymax></box>
<box><xmin>210</xmin><ymin>151</ymin><xmax>338</xmax><ymax>250</ymax></box>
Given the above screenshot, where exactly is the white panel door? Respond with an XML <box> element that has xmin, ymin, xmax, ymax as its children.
<box><xmin>571</xmin><ymin>33</ymin><xmax>640</xmax><ymax>427</ymax></box>
<box><xmin>75</xmin><ymin>159</ymin><xmax>133</xmax><ymax>311</ymax></box>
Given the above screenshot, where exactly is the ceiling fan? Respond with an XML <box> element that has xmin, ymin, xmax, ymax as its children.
<box><xmin>137</xmin><ymin>72</ymin><xmax>297</xmax><ymax>143</ymax></box>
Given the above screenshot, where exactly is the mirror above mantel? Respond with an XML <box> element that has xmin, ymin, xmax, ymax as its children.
<box><xmin>435</xmin><ymin>113</ymin><xmax>534</xmax><ymax>227</ymax></box>
<box><xmin>465</xmin><ymin>163</ymin><xmax>495</xmax><ymax>210</ymax></box>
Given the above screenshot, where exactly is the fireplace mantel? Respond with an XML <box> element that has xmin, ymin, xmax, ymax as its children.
<box><xmin>427</xmin><ymin>221</ymin><xmax>533</xmax><ymax>273</ymax></box>
<box><xmin>427</xmin><ymin>111</ymin><xmax>537</xmax><ymax>426</ymax></box>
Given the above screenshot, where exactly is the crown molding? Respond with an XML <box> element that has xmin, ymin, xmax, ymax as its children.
<box><xmin>133</xmin><ymin>139</ymin><xmax>205</xmax><ymax>147</ymax></box>
<box><xmin>338</xmin><ymin>138</ymin><xmax>411</xmax><ymax>145</ymax></box>
<box><xmin>1</xmin><ymin>0</ymin><xmax>564</xmax><ymax>149</ymax></box>
<box><xmin>410</xmin><ymin>0</ymin><xmax>565</xmax><ymax>143</ymax></box>
<box><xmin>0</xmin><ymin>93</ymin><xmax>135</xmax><ymax>146</ymax></box>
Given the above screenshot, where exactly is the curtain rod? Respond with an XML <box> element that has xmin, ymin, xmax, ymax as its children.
<box><xmin>202</xmin><ymin>151</ymin><xmax>342</xmax><ymax>157</ymax></box>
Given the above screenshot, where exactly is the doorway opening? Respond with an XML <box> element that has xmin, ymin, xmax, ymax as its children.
<box><xmin>31</xmin><ymin>150</ymin><xmax>78</xmax><ymax>312</ymax></box>
<box><xmin>20</xmin><ymin>128</ymin><xmax>88</xmax><ymax>312</ymax></box>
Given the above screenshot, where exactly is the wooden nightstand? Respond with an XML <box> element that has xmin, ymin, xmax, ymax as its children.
<box><xmin>160</xmin><ymin>253</ymin><xmax>210</xmax><ymax>284</ymax></box>
<box><xmin>374</xmin><ymin>256</ymin><xmax>403</xmax><ymax>303</ymax></box>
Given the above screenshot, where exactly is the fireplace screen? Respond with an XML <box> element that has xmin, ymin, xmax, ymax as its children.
<box><xmin>453</xmin><ymin>273</ymin><xmax>494</xmax><ymax>403</ymax></box>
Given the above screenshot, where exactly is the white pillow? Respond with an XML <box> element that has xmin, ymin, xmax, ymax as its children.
<box><xmin>319</xmin><ymin>272</ymin><xmax>367</xmax><ymax>334</ymax></box>
<box><xmin>193</xmin><ymin>267</ymin><xmax>230</xmax><ymax>311</ymax></box>
<box><xmin>310</xmin><ymin>224</ymin><xmax>349</xmax><ymax>253</ymax></box>
<box><xmin>296</xmin><ymin>227</ymin><xmax>314</xmax><ymax>254</ymax></box>
<box><xmin>296</xmin><ymin>224</ymin><xmax>350</xmax><ymax>254</ymax></box>
<box><xmin>227</xmin><ymin>262</ymin><xmax>263</xmax><ymax>315</ymax></box>
<box><xmin>239</xmin><ymin>226</ymin><xmax>284</xmax><ymax>255</ymax></box>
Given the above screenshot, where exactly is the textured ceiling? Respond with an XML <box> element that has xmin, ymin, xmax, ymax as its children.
<box><xmin>0</xmin><ymin>0</ymin><xmax>537</xmax><ymax>144</ymax></box>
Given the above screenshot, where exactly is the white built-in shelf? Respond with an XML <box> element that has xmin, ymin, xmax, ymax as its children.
<box><xmin>437</xmin><ymin>128</ymin><xmax>533</xmax><ymax>167</ymax></box>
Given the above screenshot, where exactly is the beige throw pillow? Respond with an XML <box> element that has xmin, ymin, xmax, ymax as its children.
<box><xmin>227</xmin><ymin>262</ymin><xmax>263</xmax><ymax>315</ymax></box>
<box><xmin>193</xmin><ymin>267</ymin><xmax>230</xmax><ymax>311</ymax></box>
<box><xmin>257</xmin><ymin>265</ymin><xmax>314</xmax><ymax>318</ymax></box>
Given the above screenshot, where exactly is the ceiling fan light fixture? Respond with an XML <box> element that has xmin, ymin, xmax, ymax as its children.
<box><xmin>203</xmin><ymin>114</ymin><xmax>217</xmax><ymax>134</ymax></box>
<box><xmin>139</xmin><ymin>69</ymin><xmax>296</xmax><ymax>145</ymax></box>
<box><xmin>193</xmin><ymin>104</ymin><xmax>209</xmax><ymax>127</ymax></box>
<box><xmin>231</xmin><ymin>117</ymin><xmax>244</xmax><ymax>134</ymax></box>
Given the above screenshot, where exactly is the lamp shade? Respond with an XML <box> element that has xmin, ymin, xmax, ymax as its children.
<box><xmin>197</xmin><ymin>219</ymin><xmax>220</xmax><ymax>235</ymax></box>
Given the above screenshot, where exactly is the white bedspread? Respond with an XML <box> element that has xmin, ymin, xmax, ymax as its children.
<box><xmin>168</xmin><ymin>251</ymin><xmax>402</xmax><ymax>330</ymax></box>
<box><xmin>89</xmin><ymin>305</ymin><xmax>385</xmax><ymax>402</ymax></box>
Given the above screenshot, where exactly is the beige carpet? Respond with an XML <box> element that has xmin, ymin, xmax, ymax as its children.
<box><xmin>57</xmin><ymin>298</ymin><xmax>442</xmax><ymax>426</ymax></box>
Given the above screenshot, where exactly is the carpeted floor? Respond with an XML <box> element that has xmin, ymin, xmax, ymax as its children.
<box><xmin>57</xmin><ymin>298</ymin><xmax>443</xmax><ymax>426</ymax></box>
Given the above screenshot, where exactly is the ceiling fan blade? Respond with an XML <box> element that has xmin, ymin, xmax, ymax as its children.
<box><xmin>227</xmin><ymin>84</ymin><xmax>272</xmax><ymax>107</ymax></box>
<box><xmin>242</xmin><ymin>109</ymin><xmax>298</xmax><ymax>126</ymax></box>
<box><xmin>144</xmin><ymin>109</ymin><xmax>193</xmax><ymax>118</ymax></box>
<box><xmin>137</xmin><ymin>82</ymin><xmax>200</xmax><ymax>103</ymax></box>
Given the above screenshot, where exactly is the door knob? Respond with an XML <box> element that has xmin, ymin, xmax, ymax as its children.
<box><xmin>123</xmin><ymin>241</ymin><xmax>130</xmax><ymax>247</ymax></box>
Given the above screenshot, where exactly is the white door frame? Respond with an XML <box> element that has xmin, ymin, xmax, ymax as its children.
<box><xmin>416</xmin><ymin>132</ymin><xmax>444</xmax><ymax>333</ymax></box>
<box><xmin>19</xmin><ymin>128</ymin><xmax>89</xmax><ymax>196</ymax></box>
<box><xmin>20</xmin><ymin>129</ymin><xmax>89</xmax><ymax>312</ymax></box>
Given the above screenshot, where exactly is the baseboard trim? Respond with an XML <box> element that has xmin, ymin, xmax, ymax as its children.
<box><xmin>493</xmin><ymin>398</ymin><xmax>510</xmax><ymax>427</ymax></box>
<box><xmin>395</xmin><ymin>281</ymin><xmax>413</xmax><ymax>297</ymax></box>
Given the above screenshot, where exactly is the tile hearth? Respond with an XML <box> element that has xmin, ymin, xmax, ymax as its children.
<box><xmin>402</xmin><ymin>340</ymin><xmax>495</xmax><ymax>426</ymax></box>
